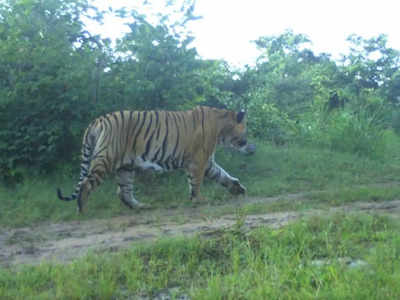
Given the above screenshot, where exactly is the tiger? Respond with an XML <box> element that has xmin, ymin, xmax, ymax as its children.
<box><xmin>57</xmin><ymin>106</ymin><xmax>255</xmax><ymax>213</ymax></box>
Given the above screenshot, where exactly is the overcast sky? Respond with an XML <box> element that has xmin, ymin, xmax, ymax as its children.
<box><xmin>92</xmin><ymin>0</ymin><xmax>400</xmax><ymax>67</ymax></box>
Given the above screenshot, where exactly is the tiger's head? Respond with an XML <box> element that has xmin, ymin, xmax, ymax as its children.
<box><xmin>219</xmin><ymin>109</ymin><xmax>256</xmax><ymax>155</ymax></box>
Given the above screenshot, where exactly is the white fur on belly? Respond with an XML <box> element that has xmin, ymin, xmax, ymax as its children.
<box><xmin>134</xmin><ymin>157</ymin><xmax>164</xmax><ymax>172</ymax></box>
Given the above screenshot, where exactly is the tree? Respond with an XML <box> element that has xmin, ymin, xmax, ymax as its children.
<box><xmin>0</xmin><ymin>0</ymin><xmax>105</xmax><ymax>181</ymax></box>
<box><xmin>246</xmin><ymin>31</ymin><xmax>339</xmax><ymax>116</ymax></box>
<box><xmin>100</xmin><ymin>2</ymin><xmax>218</xmax><ymax>111</ymax></box>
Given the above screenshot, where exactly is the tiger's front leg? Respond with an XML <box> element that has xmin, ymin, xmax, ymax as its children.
<box><xmin>116</xmin><ymin>167</ymin><xmax>150</xmax><ymax>209</ymax></box>
<box><xmin>205</xmin><ymin>160</ymin><xmax>246</xmax><ymax>195</ymax></box>
<box><xmin>186</xmin><ymin>162</ymin><xmax>207</xmax><ymax>203</ymax></box>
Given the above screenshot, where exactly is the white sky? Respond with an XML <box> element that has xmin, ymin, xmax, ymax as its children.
<box><xmin>92</xmin><ymin>0</ymin><xmax>400</xmax><ymax>67</ymax></box>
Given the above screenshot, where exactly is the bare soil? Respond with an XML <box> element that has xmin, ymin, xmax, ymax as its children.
<box><xmin>2</xmin><ymin>194</ymin><xmax>400</xmax><ymax>268</ymax></box>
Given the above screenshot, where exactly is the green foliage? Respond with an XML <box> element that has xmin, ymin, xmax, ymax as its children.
<box><xmin>298</xmin><ymin>105</ymin><xmax>388</xmax><ymax>159</ymax></box>
<box><xmin>342</xmin><ymin>34</ymin><xmax>400</xmax><ymax>92</ymax></box>
<box><xmin>249</xmin><ymin>30</ymin><xmax>330</xmax><ymax>116</ymax></box>
<box><xmin>246</xmin><ymin>92</ymin><xmax>296</xmax><ymax>144</ymax></box>
<box><xmin>0</xmin><ymin>0</ymin><xmax>104</xmax><ymax>181</ymax></box>
<box><xmin>107</xmin><ymin>15</ymin><xmax>203</xmax><ymax>110</ymax></box>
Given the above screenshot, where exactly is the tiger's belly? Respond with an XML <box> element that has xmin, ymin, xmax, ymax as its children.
<box><xmin>134</xmin><ymin>157</ymin><xmax>164</xmax><ymax>172</ymax></box>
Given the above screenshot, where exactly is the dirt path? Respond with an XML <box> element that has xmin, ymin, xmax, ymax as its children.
<box><xmin>1</xmin><ymin>194</ymin><xmax>400</xmax><ymax>268</ymax></box>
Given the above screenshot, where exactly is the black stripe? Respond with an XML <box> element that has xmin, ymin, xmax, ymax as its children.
<box><xmin>121</xmin><ymin>111</ymin><xmax>134</xmax><ymax>163</ymax></box>
<box><xmin>152</xmin><ymin>148</ymin><xmax>161</xmax><ymax>162</ymax></box>
<box><xmin>132</xmin><ymin>111</ymin><xmax>147</xmax><ymax>154</ymax></box>
<box><xmin>112</xmin><ymin>113</ymin><xmax>120</xmax><ymax>132</ymax></box>
<box><xmin>126</xmin><ymin>111</ymin><xmax>136</xmax><ymax>141</ymax></box>
<box><xmin>143</xmin><ymin>112</ymin><xmax>153</xmax><ymax>140</ymax></box>
<box><xmin>119</xmin><ymin>111</ymin><xmax>125</xmax><ymax>138</ymax></box>
<box><xmin>91</xmin><ymin>145</ymin><xmax>108</xmax><ymax>160</ymax></box>
<box><xmin>200</xmin><ymin>106</ymin><xmax>205</xmax><ymax>136</ymax></box>
<box><xmin>171</xmin><ymin>112</ymin><xmax>180</xmax><ymax>159</ymax></box>
<box><xmin>159</xmin><ymin>112</ymin><xmax>169</xmax><ymax>162</ymax></box>
<box><xmin>192</xmin><ymin>111</ymin><xmax>196</xmax><ymax>130</ymax></box>
<box><xmin>118</xmin><ymin>112</ymin><xmax>126</xmax><ymax>162</ymax></box>
<box><xmin>150</xmin><ymin>111</ymin><xmax>159</xmax><ymax>142</ymax></box>
<box><xmin>88</xmin><ymin>118</ymin><xmax>107</xmax><ymax>160</ymax></box>
<box><xmin>142</xmin><ymin>128</ymin><xmax>156</xmax><ymax>160</ymax></box>
<box><xmin>164</xmin><ymin>155</ymin><xmax>171</xmax><ymax>170</ymax></box>
<box><xmin>156</xmin><ymin>125</ymin><xmax>161</xmax><ymax>140</ymax></box>
<box><xmin>111</xmin><ymin>112</ymin><xmax>121</xmax><ymax>169</ymax></box>
<box><xmin>104</xmin><ymin>153</ymin><xmax>113</xmax><ymax>173</ymax></box>
<box><xmin>128</xmin><ymin>111</ymin><xmax>134</xmax><ymax>125</ymax></box>
<box><xmin>99</xmin><ymin>115</ymin><xmax>113</xmax><ymax>153</ymax></box>
<box><xmin>180</xmin><ymin>113</ymin><xmax>188</xmax><ymax>133</ymax></box>
<box><xmin>211</xmin><ymin>168</ymin><xmax>221</xmax><ymax>180</ymax></box>
<box><xmin>154</xmin><ymin>111</ymin><xmax>159</xmax><ymax>130</ymax></box>
<box><xmin>151</xmin><ymin>147</ymin><xmax>161</xmax><ymax>162</ymax></box>
<box><xmin>156</xmin><ymin>111</ymin><xmax>162</xmax><ymax>141</ymax></box>
<box><xmin>103</xmin><ymin>115</ymin><xmax>113</xmax><ymax>132</ymax></box>
<box><xmin>205</xmin><ymin>165</ymin><xmax>212</xmax><ymax>177</ymax></box>
<box><xmin>128</xmin><ymin>111</ymin><xmax>140</xmax><ymax>143</ymax></box>
<box><xmin>149</xmin><ymin>113</ymin><xmax>161</xmax><ymax>163</ymax></box>
<box><xmin>176</xmin><ymin>112</ymin><xmax>186</xmax><ymax>168</ymax></box>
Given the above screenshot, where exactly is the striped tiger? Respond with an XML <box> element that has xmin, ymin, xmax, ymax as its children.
<box><xmin>57</xmin><ymin>106</ymin><xmax>255</xmax><ymax>213</ymax></box>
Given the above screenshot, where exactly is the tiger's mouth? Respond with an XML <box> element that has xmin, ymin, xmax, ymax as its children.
<box><xmin>230</xmin><ymin>138</ymin><xmax>256</xmax><ymax>155</ymax></box>
<box><xmin>237</xmin><ymin>139</ymin><xmax>247</xmax><ymax>147</ymax></box>
<box><xmin>243</xmin><ymin>143</ymin><xmax>256</xmax><ymax>155</ymax></box>
<box><xmin>218</xmin><ymin>136</ymin><xmax>255</xmax><ymax>155</ymax></box>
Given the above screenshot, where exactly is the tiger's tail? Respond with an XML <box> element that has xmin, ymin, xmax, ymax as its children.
<box><xmin>57</xmin><ymin>126</ymin><xmax>95</xmax><ymax>202</ymax></box>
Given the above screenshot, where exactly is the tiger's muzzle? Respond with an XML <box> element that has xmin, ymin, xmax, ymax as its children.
<box><xmin>235</xmin><ymin>138</ymin><xmax>256</xmax><ymax>155</ymax></box>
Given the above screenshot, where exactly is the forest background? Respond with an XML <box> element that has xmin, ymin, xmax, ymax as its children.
<box><xmin>1</xmin><ymin>0</ymin><xmax>400</xmax><ymax>184</ymax></box>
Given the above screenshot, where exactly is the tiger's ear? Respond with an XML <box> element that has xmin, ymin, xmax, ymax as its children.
<box><xmin>236</xmin><ymin>110</ymin><xmax>246</xmax><ymax>123</ymax></box>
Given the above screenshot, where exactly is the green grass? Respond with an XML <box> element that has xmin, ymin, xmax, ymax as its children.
<box><xmin>308</xmin><ymin>185</ymin><xmax>400</xmax><ymax>206</ymax></box>
<box><xmin>1</xmin><ymin>213</ymin><xmax>400</xmax><ymax>299</ymax></box>
<box><xmin>1</xmin><ymin>141</ymin><xmax>400</xmax><ymax>227</ymax></box>
<box><xmin>238</xmin><ymin>142</ymin><xmax>400</xmax><ymax>196</ymax></box>
<box><xmin>229</xmin><ymin>185</ymin><xmax>400</xmax><ymax>217</ymax></box>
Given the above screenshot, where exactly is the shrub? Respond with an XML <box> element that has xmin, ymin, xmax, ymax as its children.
<box><xmin>247</xmin><ymin>90</ymin><xmax>296</xmax><ymax>144</ymax></box>
<box><xmin>298</xmin><ymin>108</ymin><xmax>387</xmax><ymax>159</ymax></box>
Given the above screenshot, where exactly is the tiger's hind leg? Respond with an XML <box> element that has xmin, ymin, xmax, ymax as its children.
<box><xmin>78</xmin><ymin>166</ymin><xmax>106</xmax><ymax>213</ymax></box>
<box><xmin>116</xmin><ymin>167</ymin><xmax>150</xmax><ymax>209</ymax></box>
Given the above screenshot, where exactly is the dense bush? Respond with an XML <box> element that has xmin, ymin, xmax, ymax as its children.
<box><xmin>246</xmin><ymin>89</ymin><xmax>296</xmax><ymax>144</ymax></box>
<box><xmin>0</xmin><ymin>0</ymin><xmax>100</xmax><ymax>183</ymax></box>
<box><xmin>298</xmin><ymin>108</ymin><xmax>388</xmax><ymax>159</ymax></box>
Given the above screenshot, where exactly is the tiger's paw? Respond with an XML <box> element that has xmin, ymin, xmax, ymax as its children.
<box><xmin>123</xmin><ymin>198</ymin><xmax>152</xmax><ymax>210</ymax></box>
<box><xmin>229</xmin><ymin>180</ymin><xmax>246</xmax><ymax>195</ymax></box>
<box><xmin>134</xmin><ymin>202</ymin><xmax>152</xmax><ymax>210</ymax></box>
<box><xmin>190</xmin><ymin>195</ymin><xmax>207</xmax><ymax>206</ymax></box>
